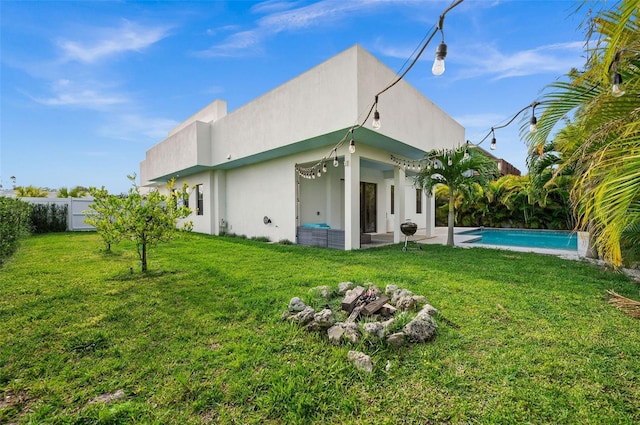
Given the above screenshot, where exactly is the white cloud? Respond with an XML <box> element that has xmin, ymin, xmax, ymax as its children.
<box><xmin>198</xmin><ymin>0</ymin><xmax>401</xmax><ymax>57</ymax></box>
<box><xmin>30</xmin><ymin>79</ymin><xmax>128</xmax><ymax>109</ymax></box>
<box><xmin>98</xmin><ymin>114</ymin><xmax>180</xmax><ymax>142</ymax></box>
<box><xmin>57</xmin><ymin>20</ymin><xmax>170</xmax><ymax>64</ymax></box>
<box><xmin>455</xmin><ymin>41</ymin><xmax>585</xmax><ymax>81</ymax></box>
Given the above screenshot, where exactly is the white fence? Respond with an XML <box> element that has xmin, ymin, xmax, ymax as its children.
<box><xmin>22</xmin><ymin>197</ymin><xmax>95</xmax><ymax>231</ymax></box>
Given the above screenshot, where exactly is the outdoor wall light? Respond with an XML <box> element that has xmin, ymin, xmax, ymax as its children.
<box><xmin>432</xmin><ymin>41</ymin><xmax>447</xmax><ymax>76</ymax></box>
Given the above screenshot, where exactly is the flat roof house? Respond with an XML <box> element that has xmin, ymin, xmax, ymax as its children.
<box><xmin>140</xmin><ymin>45</ymin><xmax>464</xmax><ymax>250</ymax></box>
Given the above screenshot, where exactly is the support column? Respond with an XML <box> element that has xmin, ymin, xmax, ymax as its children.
<box><xmin>212</xmin><ymin>170</ymin><xmax>227</xmax><ymax>235</ymax></box>
<box><xmin>424</xmin><ymin>191</ymin><xmax>435</xmax><ymax>237</ymax></box>
<box><xmin>344</xmin><ymin>152</ymin><xmax>360</xmax><ymax>250</ymax></box>
<box><xmin>393</xmin><ymin>167</ymin><xmax>406</xmax><ymax>243</ymax></box>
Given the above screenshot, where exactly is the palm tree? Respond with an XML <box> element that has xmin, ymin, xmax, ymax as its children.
<box><xmin>525</xmin><ymin>0</ymin><xmax>639</xmax><ymax>266</ymax></box>
<box><xmin>416</xmin><ymin>146</ymin><xmax>498</xmax><ymax>246</ymax></box>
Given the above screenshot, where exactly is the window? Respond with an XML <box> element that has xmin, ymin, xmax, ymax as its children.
<box><xmin>195</xmin><ymin>184</ymin><xmax>203</xmax><ymax>215</ymax></box>
<box><xmin>416</xmin><ymin>188</ymin><xmax>423</xmax><ymax>214</ymax></box>
<box><xmin>390</xmin><ymin>185</ymin><xmax>395</xmax><ymax>215</ymax></box>
<box><xmin>182</xmin><ymin>192</ymin><xmax>189</xmax><ymax>208</ymax></box>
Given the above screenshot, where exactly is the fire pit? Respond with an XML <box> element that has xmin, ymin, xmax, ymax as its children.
<box><xmin>400</xmin><ymin>220</ymin><xmax>421</xmax><ymax>251</ymax></box>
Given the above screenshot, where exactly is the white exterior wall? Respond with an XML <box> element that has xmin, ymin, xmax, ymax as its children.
<box><xmin>172</xmin><ymin>171</ymin><xmax>215</xmax><ymax>234</ymax></box>
<box><xmin>224</xmin><ymin>156</ymin><xmax>297</xmax><ymax>243</ymax></box>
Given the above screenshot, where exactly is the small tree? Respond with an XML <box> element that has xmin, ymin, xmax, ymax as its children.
<box><xmin>88</xmin><ymin>176</ymin><xmax>192</xmax><ymax>272</ymax></box>
<box><xmin>416</xmin><ymin>146</ymin><xmax>498</xmax><ymax>246</ymax></box>
<box><xmin>86</xmin><ymin>186</ymin><xmax>122</xmax><ymax>251</ymax></box>
<box><xmin>120</xmin><ymin>176</ymin><xmax>192</xmax><ymax>272</ymax></box>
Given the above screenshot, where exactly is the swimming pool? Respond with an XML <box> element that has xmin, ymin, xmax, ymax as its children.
<box><xmin>458</xmin><ymin>228</ymin><xmax>577</xmax><ymax>250</ymax></box>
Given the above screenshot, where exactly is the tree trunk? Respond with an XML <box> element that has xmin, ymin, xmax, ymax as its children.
<box><xmin>447</xmin><ymin>188</ymin><xmax>455</xmax><ymax>246</ymax></box>
<box><xmin>141</xmin><ymin>242</ymin><xmax>147</xmax><ymax>272</ymax></box>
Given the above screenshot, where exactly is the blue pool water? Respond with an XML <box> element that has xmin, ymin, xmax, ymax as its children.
<box><xmin>459</xmin><ymin>228</ymin><xmax>577</xmax><ymax>250</ymax></box>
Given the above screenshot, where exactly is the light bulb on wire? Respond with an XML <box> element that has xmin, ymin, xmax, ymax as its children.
<box><xmin>432</xmin><ymin>41</ymin><xmax>447</xmax><ymax>76</ymax></box>
<box><xmin>529</xmin><ymin>115</ymin><xmax>538</xmax><ymax>133</ymax></box>
<box><xmin>322</xmin><ymin>162</ymin><xmax>327</xmax><ymax>173</ymax></box>
<box><xmin>349</xmin><ymin>129</ymin><xmax>356</xmax><ymax>153</ymax></box>
<box><xmin>333</xmin><ymin>154</ymin><xmax>339</xmax><ymax>167</ymax></box>
<box><xmin>490</xmin><ymin>129</ymin><xmax>496</xmax><ymax>150</ymax></box>
<box><xmin>612</xmin><ymin>72</ymin><xmax>625</xmax><ymax>97</ymax></box>
<box><xmin>372</xmin><ymin>96</ymin><xmax>381</xmax><ymax>129</ymax></box>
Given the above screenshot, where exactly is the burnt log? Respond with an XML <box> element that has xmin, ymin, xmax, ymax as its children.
<box><xmin>341</xmin><ymin>286</ymin><xmax>365</xmax><ymax>313</ymax></box>
<box><xmin>362</xmin><ymin>295</ymin><xmax>390</xmax><ymax>316</ymax></box>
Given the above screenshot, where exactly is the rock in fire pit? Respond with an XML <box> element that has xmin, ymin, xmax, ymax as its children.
<box><xmin>283</xmin><ymin>282</ymin><xmax>439</xmax><ymax>350</ymax></box>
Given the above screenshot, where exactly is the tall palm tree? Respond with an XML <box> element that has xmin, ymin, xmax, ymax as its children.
<box><xmin>416</xmin><ymin>146</ymin><xmax>498</xmax><ymax>246</ymax></box>
<box><xmin>526</xmin><ymin>0</ymin><xmax>639</xmax><ymax>266</ymax></box>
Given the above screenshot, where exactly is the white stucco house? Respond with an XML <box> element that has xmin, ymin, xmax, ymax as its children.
<box><xmin>140</xmin><ymin>45</ymin><xmax>464</xmax><ymax>250</ymax></box>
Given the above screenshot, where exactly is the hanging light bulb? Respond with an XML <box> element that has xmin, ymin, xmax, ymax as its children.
<box><xmin>333</xmin><ymin>154</ymin><xmax>339</xmax><ymax>167</ymax></box>
<box><xmin>490</xmin><ymin>137</ymin><xmax>497</xmax><ymax>150</ymax></box>
<box><xmin>432</xmin><ymin>41</ymin><xmax>447</xmax><ymax>76</ymax></box>
<box><xmin>372</xmin><ymin>96</ymin><xmax>381</xmax><ymax>129</ymax></box>
<box><xmin>311</xmin><ymin>171</ymin><xmax>316</xmax><ymax>179</ymax></box>
<box><xmin>529</xmin><ymin>115</ymin><xmax>538</xmax><ymax>133</ymax></box>
<box><xmin>322</xmin><ymin>162</ymin><xmax>327</xmax><ymax>173</ymax></box>
<box><xmin>317</xmin><ymin>169</ymin><xmax>321</xmax><ymax>177</ymax></box>
<box><xmin>447</xmin><ymin>155</ymin><xmax>453</xmax><ymax>166</ymax></box>
<box><xmin>612</xmin><ymin>72</ymin><xmax>625</xmax><ymax>97</ymax></box>
<box><xmin>372</xmin><ymin>110</ymin><xmax>381</xmax><ymax>129</ymax></box>
<box><xmin>463</xmin><ymin>148</ymin><xmax>469</xmax><ymax>160</ymax></box>
<box><xmin>349</xmin><ymin>129</ymin><xmax>356</xmax><ymax>153</ymax></box>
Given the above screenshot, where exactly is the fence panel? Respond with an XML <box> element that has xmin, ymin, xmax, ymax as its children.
<box><xmin>21</xmin><ymin>197</ymin><xmax>96</xmax><ymax>231</ymax></box>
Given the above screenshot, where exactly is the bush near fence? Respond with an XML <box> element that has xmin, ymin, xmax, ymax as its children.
<box><xmin>0</xmin><ymin>196</ymin><xmax>32</xmax><ymax>264</ymax></box>
<box><xmin>31</xmin><ymin>203</ymin><xmax>69</xmax><ymax>233</ymax></box>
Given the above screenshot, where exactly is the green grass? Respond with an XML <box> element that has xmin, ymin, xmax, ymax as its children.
<box><xmin>1</xmin><ymin>232</ymin><xmax>639</xmax><ymax>424</ymax></box>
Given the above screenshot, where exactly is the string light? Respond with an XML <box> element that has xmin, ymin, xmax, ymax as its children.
<box><xmin>432</xmin><ymin>41</ymin><xmax>447</xmax><ymax>76</ymax></box>
<box><xmin>294</xmin><ymin>0</ymin><xmax>464</xmax><ymax>179</ymax></box>
<box><xmin>611</xmin><ymin>72</ymin><xmax>625</xmax><ymax>97</ymax></box>
<box><xmin>372</xmin><ymin>96</ymin><xmax>381</xmax><ymax>130</ymax></box>
<box><xmin>349</xmin><ymin>128</ymin><xmax>356</xmax><ymax>153</ymax></box>
<box><xmin>529</xmin><ymin>102</ymin><xmax>539</xmax><ymax>133</ymax></box>
<box><xmin>463</xmin><ymin>140</ymin><xmax>470</xmax><ymax>160</ymax></box>
<box><xmin>490</xmin><ymin>129</ymin><xmax>497</xmax><ymax>150</ymax></box>
<box><xmin>322</xmin><ymin>162</ymin><xmax>327</xmax><ymax>173</ymax></box>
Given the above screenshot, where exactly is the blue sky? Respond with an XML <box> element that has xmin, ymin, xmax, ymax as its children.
<box><xmin>1</xmin><ymin>0</ymin><xmax>598</xmax><ymax>194</ymax></box>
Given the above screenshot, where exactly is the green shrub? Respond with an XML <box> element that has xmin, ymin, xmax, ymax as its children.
<box><xmin>31</xmin><ymin>203</ymin><xmax>68</xmax><ymax>233</ymax></box>
<box><xmin>0</xmin><ymin>196</ymin><xmax>32</xmax><ymax>264</ymax></box>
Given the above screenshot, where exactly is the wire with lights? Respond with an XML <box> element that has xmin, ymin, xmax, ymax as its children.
<box><xmin>295</xmin><ymin>0</ymin><xmax>465</xmax><ymax>179</ymax></box>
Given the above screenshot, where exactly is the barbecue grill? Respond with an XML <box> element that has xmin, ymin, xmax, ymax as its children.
<box><xmin>400</xmin><ymin>220</ymin><xmax>421</xmax><ymax>251</ymax></box>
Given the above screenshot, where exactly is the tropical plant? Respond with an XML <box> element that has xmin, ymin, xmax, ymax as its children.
<box><xmin>525</xmin><ymin>0</ymin><xmax>639</xmax><ymax>266</ymax></box>
<box><xmin>58</xmin><ymin>186</ymin><xmax>88</xmax><ymax>198</ymax></box>
<box><xmin>416</xmin><ymin>146</ymin><xmax>498</xmax><ymax>245</ymax></box>
<box><xmin>15</xmin><ymin>185</ymin><xmax>48</xmax><ymax>197</ymax></box>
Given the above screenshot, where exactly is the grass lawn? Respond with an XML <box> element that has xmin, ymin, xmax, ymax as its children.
<box><xmin>1</xmin><ymin>232</ymin><xmax>639</xmax><ymax>424</ymax></box>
